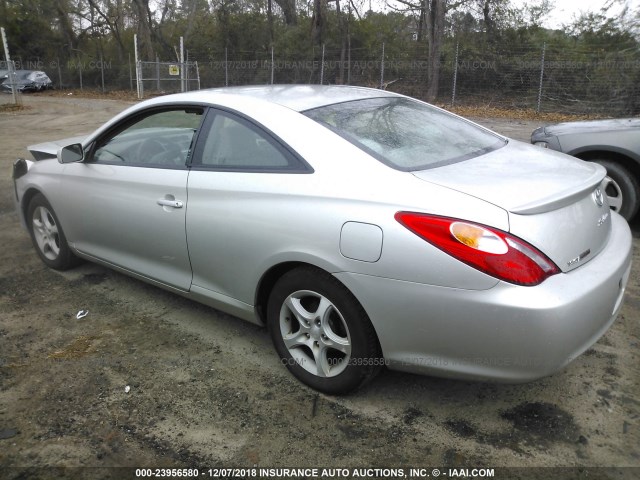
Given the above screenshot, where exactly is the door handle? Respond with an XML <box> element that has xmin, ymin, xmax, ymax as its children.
<box><xmin>157</xmin><ymin>198</ymin><xmax>183</xmax><ymax>208</ymax></box>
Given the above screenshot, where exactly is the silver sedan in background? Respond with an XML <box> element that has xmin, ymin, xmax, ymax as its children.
<box><xmin>13</xmin><ymin>86</ymin><xmax>632</xmax><ymax>393</ymax></box>
<box><xmin>531</xmin><ymin>118</ymin><xmax>640</xmax><ymax>220</ymax></box>
<box><xmin>1</xmin><ymin>70</ymin><xmax>53</xmax><ymax>92</ymax></box>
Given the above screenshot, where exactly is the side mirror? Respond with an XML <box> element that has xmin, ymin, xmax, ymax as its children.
<box><xmin>58</xmin><ymin>143</ymin><xmax>84</xmax><ymax>164</ymax></box>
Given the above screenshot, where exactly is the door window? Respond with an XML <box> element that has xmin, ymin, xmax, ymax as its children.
<box><xmin>93</xmin><ymin>107</ymin><xmax>204</xmax><ymax>168</ymax></box>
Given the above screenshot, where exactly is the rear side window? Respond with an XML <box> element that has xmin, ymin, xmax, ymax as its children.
<box><xmin>304</xmin><ymin>97</ymin><xmax>506</xmax><ymax>171</ymax></box>
<box><xmin>191</xmin><ymin>109</ymin><xmax>309</xmax><ymax>173</ymax></box>
<box><xmin>200</xmin><ymin>113</ymin><xmax>289</xmax><ymax>168</ymax></box>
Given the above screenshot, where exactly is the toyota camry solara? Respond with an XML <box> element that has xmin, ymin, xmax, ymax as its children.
<box><xmin>12</xmin><ymin>85</ymin><xmax>632</xmax><ymax>394</ymax></box>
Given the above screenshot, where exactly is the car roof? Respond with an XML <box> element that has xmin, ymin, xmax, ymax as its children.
<box><xmin>6</xmin><ymin>70</ymin><xmax>48</xmax><ymax>77</ymax></box>
<box><xmin>149</xmin><ymin>85</ymin><xmax>402</xmax><ymax>112</ymax></box>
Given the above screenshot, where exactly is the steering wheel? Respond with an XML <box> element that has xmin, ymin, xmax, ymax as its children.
<box><xmin>136</xmin><ymin>138</ymin><xmax>185</xmax><ymax>165</ymax></box>
<box><xmin>136</xmin><ymin>138</ymin><xmax>168</xmax><ymax>164</ymax></box>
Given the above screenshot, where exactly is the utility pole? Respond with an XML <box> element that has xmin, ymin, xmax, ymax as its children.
<box><xmin>1</xmin><ymin>27</ymin><xmax>19</xmax><ymax>105</ymax></box>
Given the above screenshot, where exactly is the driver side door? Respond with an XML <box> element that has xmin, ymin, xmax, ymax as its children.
<box><xmin>60</xmin><ymin>106</ymin><xmax>204</xmax><ymax>291</ymax></box>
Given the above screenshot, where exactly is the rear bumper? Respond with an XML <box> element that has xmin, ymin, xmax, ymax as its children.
<box><xmin>335</xmin><ymin>212</ymin><xmax>632</xmax><ymax>382</ymax></box>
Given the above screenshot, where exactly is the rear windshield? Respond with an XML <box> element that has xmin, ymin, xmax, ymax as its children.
<box><xmin>304</xmin><ymin>97</ymin><xmax>506</xmax><ymax>171</ymax></box>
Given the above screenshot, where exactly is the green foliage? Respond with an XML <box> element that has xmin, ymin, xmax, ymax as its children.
<box><xmin>0</xmin><ymin>0</ymin><xmax>637</xmax><ymax>114</ymax></box>
<box><xmin>1</xmin><ymin>0</ymin><xmax>63</xmax><ymax>60</ymax></box>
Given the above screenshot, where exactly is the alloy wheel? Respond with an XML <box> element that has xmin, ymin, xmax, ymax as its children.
<box><xmin>279</xmin><ymin>290</ymin><xmax>352</xmax><ymax>378</ymax></box>
<box><xmin>32</xmin><ymin>206</ymin><xmax>61</xmax><ymax>261</ymax></box>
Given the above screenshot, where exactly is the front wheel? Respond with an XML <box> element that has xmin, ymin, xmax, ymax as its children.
<box><xmin>267</xmin><ymin>267</ymin><xmax>382</xmax><ymax>394</ymax></box>
<box><xmin>596</xmin><ymin>160</ymin><xmax>640</xmax><ymax>221</ymax></box>
<box><xmin>27</xmin><ymin>193</ymin><xmax>80</xmax><ymax>270</ymax></box>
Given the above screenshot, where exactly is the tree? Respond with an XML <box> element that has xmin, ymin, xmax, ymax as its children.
<box><xmin>83</xmin><ymin>0</ymin><xmax>129</xmax><ymax>61</ymax></box>
<box><xmin>389</xmin><ymin>0</ymin><xmax>448</xmax><ymax>100</ymax></box>
<box><xmin>312</xmin><ymin>0</ymin><xmax>327</xmax><ymax>46</ymax></box>
<box><xmin>131</xmin><ymin>0</ymin><xmax>155</xmax><ymax>59</ymax></box>
<box><xmin>274</xmin><ymin>0</ymin><xmax>297</xmax><ymax>25</ymax></box>
<box><xmin>54</xmin><ymin>0</ymin><xmax>78</xmax><ymax>50</ymax></box>
<box><xmin>425</xmin><ymin>0</ymin><xmax>445</xmax><ymax>100</ymax></box>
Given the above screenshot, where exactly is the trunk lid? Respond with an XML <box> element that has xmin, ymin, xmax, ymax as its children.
<box><xmin>412</xmin><ymin>140</ymin><xmax>611</xmax><ymax>272</ymax></box>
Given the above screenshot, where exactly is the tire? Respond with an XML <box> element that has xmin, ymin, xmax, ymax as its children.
<box><xmin>267</xmin><ymin>267</ymin><xmax>382</xmax><ymax>394</ymax></box>
<box><xmin>27</xmin><ymin>193</ymin><xmax>80</xmax><ymax>270</ymax></box>
<box><xmin>596</xmin><ymin>160</ymin><xmax>640</xmax><ymax>221</ymax></box>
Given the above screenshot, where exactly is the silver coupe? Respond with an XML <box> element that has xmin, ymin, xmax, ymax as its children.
<box><xmin>12</xmin><ymin>85</ymin><xmax>632</xmax><ymax>393</ymax></box>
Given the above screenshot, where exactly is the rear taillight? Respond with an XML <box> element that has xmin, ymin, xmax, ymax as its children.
<box><xmin>395</xmin><ymin>212</ymin><xmax>560</xmax><ymax>286</ymax></box>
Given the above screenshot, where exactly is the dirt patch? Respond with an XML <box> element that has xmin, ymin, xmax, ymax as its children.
<box><xmin>501</xmin><ymin>402</ymin><xmax>580</xmax><ymax>445</ymax></box>
<box><xmin>48</xmin><ymin>335</ymin><xmax>99</xmax><ymax>360</ymax></box>
<box><xmin>448</xmin><ymin>105</ymin><xmax>606</xmax><ymax>123</ymax></box>
<box><xmin>0</xmin><ymin>96</ymin><xmax>638</xmax><ymax>477</ymax></box>
<box><xmin>0</xmin><ymin>103</ymin><xmax>30</xmax><ymax>114</ymax></box>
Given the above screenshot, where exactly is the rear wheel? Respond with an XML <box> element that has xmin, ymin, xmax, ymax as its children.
<box><xmin>27</xmin><ymin>193</ymin><xmax>80</xmax><ymax>270</ymax></box>
<box><xmin>596</xmin><ymin>160</ymin><xmax>639</xmax><ymax>221</ymax></box>
<box><xmin>267</xmin><ymin>267</ymin><xmax>382</xmax><ymax>394</ymax></box>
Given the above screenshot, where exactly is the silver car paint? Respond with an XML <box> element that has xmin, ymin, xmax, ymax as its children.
<box><xmin>14</xmin><ymin>85</ymin><xmax>633</xmax><ymax>382</ymax></box>
<box><xmin>336</xmin><ymin>214</ymin><xmax>631</xmax><ymax>382</ymax></box>
<box><xmin>184</xmin><ymin>166</ymin><xmax>504</xmax><ymax>308</ymax></box>
<box><xmin>412</xmin><ymin>140</ymin><xmax>606</xmax><ymax>214</ymax></box>
<box><xmin>531</xmin><ymin>118</ymin><xmax>640</xmax><ymax>161</ymax></box>
<box><xmin>29</xmin><ymin>136</ymin><xmax>86</xmax><ymax>158</ymax></box>
<box><xmin>58</xmin><ymin>163</ymin><xmax>192</xmax><ymax>290</ymax></box>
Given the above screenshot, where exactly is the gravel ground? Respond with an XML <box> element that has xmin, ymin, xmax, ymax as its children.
<box><xmin>0</xmin><ymin>95</ymin><xmax>638</xmax><ymax>480</ymax></box>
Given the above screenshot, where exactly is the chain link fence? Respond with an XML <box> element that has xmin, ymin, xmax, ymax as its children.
<box><xmin>0</xmin><ymin>60</ymin><xmax>23</xmax><ymax>105</ymax></box>
<box><xmin>137</xmin><ymin>60</ymin><xmax>200</xmax><ymax>97</ymax></box>
<box><xmin>167</xmin><ymin>38</ymin><xmax>640</xmax><ymax>116</ymax></box>
<box><xmin>1</xmin><ymin>56</ymin><xmax>134</xmax><ymax>91</ymax></box>
<box><xmin>3</xmin><ymin>39</ymin><xmax>639</xmax><ymax>116</ymax></box>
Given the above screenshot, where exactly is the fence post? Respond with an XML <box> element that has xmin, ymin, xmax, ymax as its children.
<box><xmin>155</xmin><ymin>55</ymin><xmax>160</xmax><ymax>91</ymax></box>
<box><xmin>139</xmin><ymin>63</ymin><xmax>144</xmax><ymax>98</ymax></box>
<box><xmin>271</xmin><ymin>46</ymin><xmax>274</xmax><ymax>85</ymax></box>
<box><xmin>1</xmin><ymin>28</ymin><xmax>19</xmax><ymax>105</ymax></box>
<box><xmin>134</xmin><ymin>34</ymin><xmax>141</xmax><ymax>99</ymax></box>
<box><xmin>347</xmin><ymin>35</ymin><xmax>351</xmax><ymax>85</ymax></box>
<box><xmin>380</xmin><ymin>42</ymin><xmax>385</xmax><ymax>89</ymax></box>
<box><xmin>78</xmin><ymin>56</ymin><xmax>83</xmax><ymax>90</ymax></box>
<box><xmin>195</xmin><ymin>61</ymin><xmax>200</xmax><ymax>90</ymax></box>
<box><xmin>537</xmin><ymin>42</ymin><xmax>546</xmax><ymax>113</ymax></box>
<box><xmin>99</xmin><ymin>55</ymin><xmax>104</xmax><ymax>92</ymax></box>
<box><xmin>451</xmin><ymin>42</ymin><xmax>459</xmax><ymax>106</ymax></box>
<box><xmin>128</xmin><ymin>53</ymin><xmax>133</xmax><ymax>91</ymax></box>
<box><xmin>320</xmin><ymin>44</ymin><xmax>325</xmax><ymax>85</ymax></box>
<box><xmin>225</xmin><ymin>47</ymin><xmax>228</xmax><ymax>87</ymax></box>
<box><xmin>180</xmin><ymin>36</ymin><xmax>185</xmax><ymax>92</ymax></box>
<box><xmin>56</xmin><ymin>57</ymin><xmax>62</xmax><ymax>91</ymax></box>
<box><xmin>186</xmin><ymin>52</ymin><xmax>190</xmax><ymax>91</ymax></box>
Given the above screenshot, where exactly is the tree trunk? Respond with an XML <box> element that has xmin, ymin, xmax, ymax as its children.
<box><xmin>132</xmin><ymin>0</ymin><xmax>154</xmax><ymax>60</ymax></box>
<box><xmin>183</xmin><ymin>0</ymin><xmax>199</xmax><ymax>45</ymax></box>
<box><xmin>54</xmin><ymin>0</ymin><xmax>77</xmax><ymax>50</ymax></box>
<box><xmin>311</xmin><ymin>0</ymin><xmax>325</xmax><ymax>46</ymax></box>
<box><xmin>336</xmin><ymin>0</ymin><xmax>348</xmax><ymax>84</ymax></box>
<box><xmin>267</xmin><ymin>0</ymin><xmax>274</xmax><ymax>45</ymax></box>
<box><xmin>274</xmin><ymin>0</ymin><xmax>297</xmax><ymax>25</ymax></box>
<box><xmin>426</xmin><ymin>0</ymin><xmax>446</xmax><ymax>101</ymax></box>
<box><xmin>482</xmin><ymin>0</ymin><xmax>495</xmax><ymax>38</ymax></box>
<box><xmin>417</xmin><ymin>0</ymin><xmax>427</xmax><ymax>42</ymax></box>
